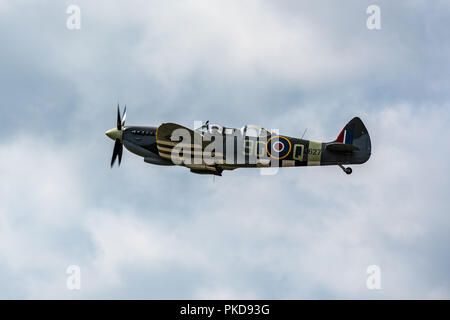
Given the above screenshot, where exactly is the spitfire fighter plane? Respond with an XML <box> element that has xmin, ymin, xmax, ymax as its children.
<box><xmin>105</xmin><ymin>106</ymin><xmax>371</xmax><ymax>176</ymax></box>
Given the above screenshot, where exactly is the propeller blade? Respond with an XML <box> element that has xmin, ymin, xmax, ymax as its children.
<box><xmin>110</xmin><ymin>139</ymin><xmax>123</xmax><ymax>168</ymax></box>
<box><xmin>118</xmin><ymin>139</ymin><xmax>123</xmax><ymax>166</ymax></box>
<box><xmin>121</xmin><ymin>105</ymin><xmax>127</xmax><ymax>127</ymax></box>
<box><xmin>117</xmin><ymin>104</ymin><xmax>122</xmax><ymax>130</ymax></box>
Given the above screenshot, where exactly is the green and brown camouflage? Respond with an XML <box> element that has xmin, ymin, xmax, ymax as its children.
<box><xmin>106</xmin><ymin>111</ymin><xmax>371</xmax><ymax>176</ymax></box>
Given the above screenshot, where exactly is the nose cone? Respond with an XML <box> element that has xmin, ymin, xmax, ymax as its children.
<box><xmin>105</xmin><ymin>128</ymin><xmax>122</xmax><ymax>141</ymax></box>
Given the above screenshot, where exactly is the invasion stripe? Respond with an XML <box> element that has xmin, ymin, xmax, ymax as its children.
<box><xmin>157</xmin><ymin>147</ymin><xmax>223</xmax><ymax>157</ymax></box>
<box><xmin>159</xmin><ymin>153</ymin><xmax>224</xmax><ymax>164</ymax></box>
<box><xmin>156</xmin><ymin>140</ymin><xmax>203</xmax><ymax>149</ymax></box>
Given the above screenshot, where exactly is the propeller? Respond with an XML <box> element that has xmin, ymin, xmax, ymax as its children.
<box><xmin>106</xmin><ymin>103</ymin><xmax>127</xmax><ymax>168</ymax></box>
<box><xmin>111</xmin><ymin>137</ymin><xmax>122</xmax><ymax>168</ymax></box>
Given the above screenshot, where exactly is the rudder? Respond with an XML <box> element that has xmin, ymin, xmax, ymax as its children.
<box><xmin>334</xmin><ymin>117</ymin><xmax>371</xmax><ymax>164</ymax></box>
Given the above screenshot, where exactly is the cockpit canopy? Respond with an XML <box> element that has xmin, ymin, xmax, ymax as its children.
<box><xmin>196</xmin><ymin>123</ymin><xmax>272</xmax><ymax>137</ymax></box>
<box><xmin>196</xmin><ymin>123</ymin><xmax>224</xmax><ymax>134</ymax></box>
<box><xmin>209</xmin><ymin>124</ymin><xmax>223</xmax><ymax>134</ymax></box>
<box><xmin>240</xmin><ymin>124</ymin><xmax>272</xmax><ymax>137</ymax></box>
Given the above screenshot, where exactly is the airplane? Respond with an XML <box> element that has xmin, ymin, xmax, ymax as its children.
<box><xmin>105</xmin><ymin>105</ymin><xmax>371</xmax><ymax>176</ymax></box>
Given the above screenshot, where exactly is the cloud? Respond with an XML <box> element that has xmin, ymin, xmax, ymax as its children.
<box><xmin>0</xmin><ymin>0</ymin><xmax>449</xmax><ymax>299</ymax></box>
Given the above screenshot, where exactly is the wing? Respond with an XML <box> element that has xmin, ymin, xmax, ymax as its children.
<box><xmin>155</xmin><ymin>123</ymin><xmax>202</xmax><ymax>161</ymax></box>
<box><xmin>156</xmin><ymin>123</ymin><xmax>225</xmax><ymax>166</ymax></box>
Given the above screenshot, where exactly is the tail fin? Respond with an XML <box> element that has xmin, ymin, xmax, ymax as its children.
<box><xmin>329</xmin><ymin>117</ymin><xmax>371</xmax><ymax>164</ymax></box>
<box><xmin>335</xmin><ymin>117</ymin><xmax>366</xmax><ymax>144</ymax></box>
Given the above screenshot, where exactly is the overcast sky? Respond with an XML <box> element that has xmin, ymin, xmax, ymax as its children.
<box><xmin>0</xmin><ymin>0</ymin><xmax>449</xmax><ymax>299</ymax></box>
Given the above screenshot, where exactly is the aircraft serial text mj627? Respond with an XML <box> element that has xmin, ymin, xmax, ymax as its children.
<box><xmin>105</xmin><ymin>105</ymin><xmax>371</xmax><ymax>176</ymax></box>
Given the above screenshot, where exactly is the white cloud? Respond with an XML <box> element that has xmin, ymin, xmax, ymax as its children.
<box><xmin>1</xmin><ymin>102</ymin><xmax>449</xmax><ymax>298</ymax></box>
<box><xmin>85</xmin><ymin>210</ymin><xmax>208</xmax><ymax>287</ymax></box>
<box><xmin>0</xmin><ymin>0</ymin><xmax>449</xmax><ymax>299</ymax></box>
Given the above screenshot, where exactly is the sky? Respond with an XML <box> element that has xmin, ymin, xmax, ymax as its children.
<box><xmin>0</xmin><ymin>0</ymin><xmax>449</xmax><ymax>299</ymax></box>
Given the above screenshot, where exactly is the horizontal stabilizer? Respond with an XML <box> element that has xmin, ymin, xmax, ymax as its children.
<box><xmin>326</xmin><ymin>142</ymin><xmax>359</xmax><ymax>152</ymax></box>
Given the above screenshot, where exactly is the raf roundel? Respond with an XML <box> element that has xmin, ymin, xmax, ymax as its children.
<box><xmin>266</xmin><ymin>136</ymin><xmax>292</xmax><ymax>159</ymax></box>
<box><xmin>273</xmin><ymin>141</ymin><xmax>284</xmax><ymax>153</ymax></box>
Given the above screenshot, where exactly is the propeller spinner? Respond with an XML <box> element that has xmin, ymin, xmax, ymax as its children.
<box><xmin>106</xmin><ymin>103</ymin><xmax>127</xmax><ymax>167</ymax></box>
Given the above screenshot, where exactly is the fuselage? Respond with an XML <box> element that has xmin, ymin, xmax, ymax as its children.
<box><xmin>107</xmin><ymin>124</ymin><xmax>371</xmax><ymax>173</ymax></box>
